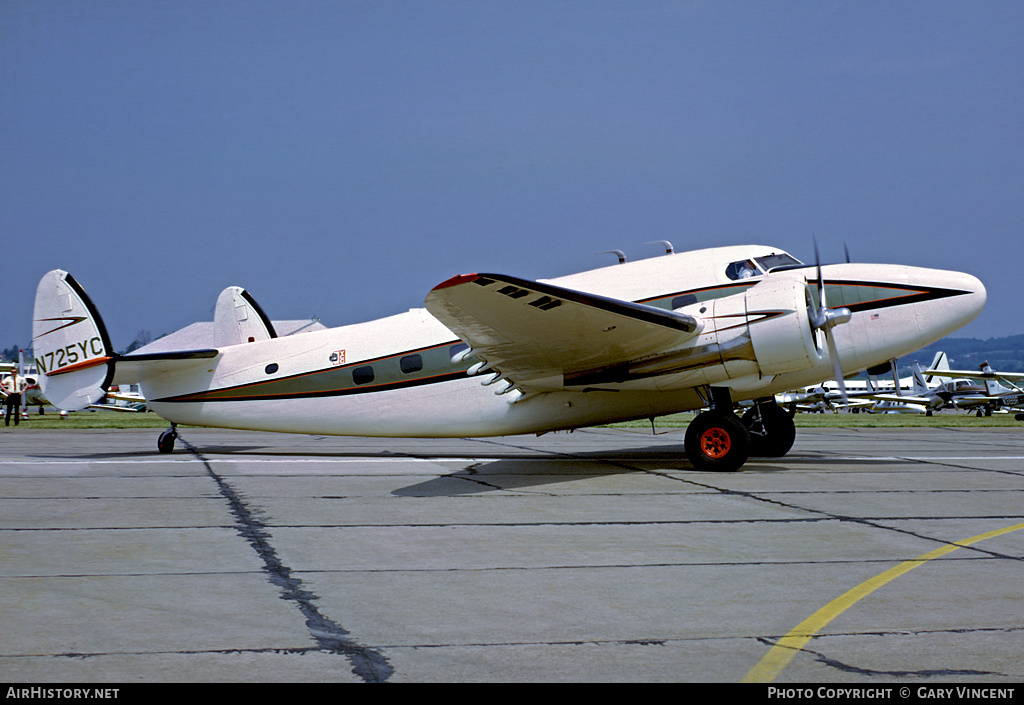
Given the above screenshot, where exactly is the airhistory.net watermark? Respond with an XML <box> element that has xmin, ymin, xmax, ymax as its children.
<box><xmin>6</xmin><ymin>689</ymin><xmax>118</xmax><ymax>700</ymax></box>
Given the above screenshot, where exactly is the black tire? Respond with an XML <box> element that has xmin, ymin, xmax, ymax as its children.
<box><xmin>684</xmin><ymin>411</ymin><xmax>750</xmax><ymax>472</ymax></box>
<box><xmin>742</xmin><ymin>403</ymin><xmax>797</xmax><ymax>457</ymax></box>
<box><xmin>157</xmin><ymin>427</ymin><xmax>177</xmax><ymax>454</ymax></box>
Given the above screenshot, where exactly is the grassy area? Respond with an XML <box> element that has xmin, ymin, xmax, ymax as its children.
<box><xmin>3</xmin><ymin>408</ymin><xmax>1020</xmax><ymax>432</ymax></box>
<box><xmin>5</xmin><ymin>410</ymin><xmax>175</xmax><ymax>430</ymax></box>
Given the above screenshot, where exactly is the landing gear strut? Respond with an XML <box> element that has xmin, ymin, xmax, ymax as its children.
<box><xmin>157</xmin><ymin>424</ymin><xmax>177</xmax><ymax>454</ymax></box>
<box><xmin>741</xmin><ymin>399</ymin><xmax>797</xmax><ymax>457</ymax></box>
<box><xmin>684</xmin><ymin>387</ymin><xmax>750</xmax><ymax>472</ymax></box>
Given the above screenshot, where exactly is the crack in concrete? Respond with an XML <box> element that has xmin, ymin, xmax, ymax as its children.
<box><xmin>179</xmin><ymin>435</ymin><xmax>393</xmax><ymax>683</ymax></box>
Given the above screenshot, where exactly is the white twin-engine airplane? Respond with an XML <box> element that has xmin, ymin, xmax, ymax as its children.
<box><xmin>32</xmin><ymin>244</ymin><xmax>985</xmax><ymax>472</ymax></box>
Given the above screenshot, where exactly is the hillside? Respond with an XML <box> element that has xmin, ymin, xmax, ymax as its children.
<box><xmin>897</xmin><ymin>333</ymin><xmax>1024</xmax><ymax>374</ymax></box>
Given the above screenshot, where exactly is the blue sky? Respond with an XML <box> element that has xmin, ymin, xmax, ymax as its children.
<box><xmin>2</xmin><ymin>1</ymin><xmax>1021</xmax><ymax>355</ymax></box>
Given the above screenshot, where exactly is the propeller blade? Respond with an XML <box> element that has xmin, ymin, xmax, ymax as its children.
<box><xmin>825</xmin><ymin>330</ymin><xmax>848</xmax><ymax>406</ymax></box>
<box><xmin>813</xmin><ymin>240</ymin><xmax>824</xmax><ymax>306</ymax></box>
<box><xmin>810</xmin><ymin>239</ymin><xmax>850</xmax><ymax>407</ymax></box>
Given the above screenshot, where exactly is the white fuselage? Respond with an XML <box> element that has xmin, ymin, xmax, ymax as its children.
<box><xmin>141</xmin><ymin>246</ymin><xmax>986</xmax><ymax>437</ymax></box>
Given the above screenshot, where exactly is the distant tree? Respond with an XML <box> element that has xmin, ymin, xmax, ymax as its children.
<box><xmin>120</xmin><ymin>330</ymin><xmax>153</xmax><ymax>355</ymax></box>
<box><xmin>1</xmin><ymin>344</ymin><xmax>23</xmax><ymax>362</ymax></box>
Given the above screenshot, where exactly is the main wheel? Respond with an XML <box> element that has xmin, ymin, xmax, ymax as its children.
<box><xmin>741</xmin><ymin>402</ymin><xmax>797</xmax><ymax>457</ymax></box>
<box><xmin>684</xmin><ymin>411</ymin><xmax>750</xmax><ymax>472</ymax></box>
<box><xmin>157</xmin><ymin>426</ymin><xmax>177</xmax><ymax>454</ymax></box>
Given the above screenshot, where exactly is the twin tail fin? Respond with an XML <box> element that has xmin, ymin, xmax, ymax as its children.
<box><xmin>32</xmin><ymin>270</ymin><xmax>272</xmax><ymax>411</ymax></box>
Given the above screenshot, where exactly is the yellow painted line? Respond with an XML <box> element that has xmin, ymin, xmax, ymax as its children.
<box><xmin>742</xmin><ymin>521</ymin><xmax>1024</xmax><ymax>683</ymax></box>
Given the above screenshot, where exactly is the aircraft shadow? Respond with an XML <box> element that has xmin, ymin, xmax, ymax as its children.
<box><xmin>26</xmin><ymin>441</ymin><xmax>913</xmax><ymax>497</ymax></box>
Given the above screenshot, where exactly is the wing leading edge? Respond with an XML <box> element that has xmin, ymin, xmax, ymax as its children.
<box><xmin>425</xmin><ymin>273</ymin><xmax>702</xmax><ymax>393</ymax></box>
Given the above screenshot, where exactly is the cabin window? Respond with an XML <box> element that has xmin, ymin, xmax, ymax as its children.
<box><xmin>449</xmin><ymin>343</ymin><xmax>470</xmax><ymax>362</ymax></box>
<box><xmin>265</xmin><ymin>363</ymin><xmax>279</xmax><ymax>374</ymax></box>
<box><xmin>672</xmin><ymin>294</ymin><xmax>697</xmax><ymax>309</ymax></box>
<box><xmin>352</xmin><ymin>366</ymin><xmax>375</xmax><ymax>385</ymax></box>
<box><xmin>400</xmin><ymin>354</ymin><xmax>423</xmax><ymax>374</ymax></box>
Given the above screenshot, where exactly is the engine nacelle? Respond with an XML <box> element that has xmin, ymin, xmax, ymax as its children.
<box><xmin>743</xmin><ymin>277</ymin><xmax>821</xmax><ymax>376</ymax></box>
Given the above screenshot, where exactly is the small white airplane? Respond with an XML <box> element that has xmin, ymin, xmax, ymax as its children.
<box><xmin>91</xmin><ymin>384</ymin><xmax>149</xmax><ymax>412</ymax></box>
<box><xmin>923</xmin><ymin>361</ymin><xmax>1024</xmax><ymax>418</ymax></box>
<box><xmin>30</xmin><ymin>243</ymin><xmax>986</xmax><ymax>471</ymax></box>
<box><xmin>776</xmin><ymin>351</ymin><xmax>951</xmax><ymax>413</ymax></box>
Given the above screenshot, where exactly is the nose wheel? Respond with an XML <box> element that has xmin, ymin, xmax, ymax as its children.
<box><xmin>157</xmin><ymin>424</ymin><xmax>177</xmax><ymax>454</ymax></box>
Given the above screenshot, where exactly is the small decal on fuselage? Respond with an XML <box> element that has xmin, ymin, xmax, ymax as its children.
<box><xmin>330</xmin><ymin>350</ymin><xmax>346</xmax><ymax>366</ymax></box>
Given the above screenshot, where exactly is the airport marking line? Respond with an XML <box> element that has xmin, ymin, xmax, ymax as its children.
<box><xmin>741</xmin><ymin>520</ymin><xmax>1024</xmax><ymax>683</ymax></box>
<box><xmin>3</xmin><ymin>455</ymin><xmax>1024</xmax><ymax>466</ymax></box>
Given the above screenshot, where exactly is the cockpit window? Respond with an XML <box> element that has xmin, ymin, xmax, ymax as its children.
<box><xmin>725</xmin><ymin>260</ymin><xmax>760</xmax><ymax>280</ymax></box>
<box><xmin>754</xmin><ymin>253</ymin><xmax>801</xmax><ymax>272</ymax></box>
<box><xmin>725</xmin><ymin>252</ymin><xmax>803</xmax><ymax>280</ymax></box>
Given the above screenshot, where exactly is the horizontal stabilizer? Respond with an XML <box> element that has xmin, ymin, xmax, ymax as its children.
<box><xmin>112</xmin><ymin>349</ymin><xmax>219</xmax><ymax>386</ymax></box>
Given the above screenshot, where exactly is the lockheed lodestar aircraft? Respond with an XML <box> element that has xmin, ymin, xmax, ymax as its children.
<box><xmin>31</xmin><ymin>244</ymin><xmax>985</xmax><ymax>471</ymax></box>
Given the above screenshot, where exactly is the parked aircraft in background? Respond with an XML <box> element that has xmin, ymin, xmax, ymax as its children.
<box><xmin>90</xmin><ymin>384</ymin><xmax>148</xmax><ymax>412</ymax></box>
<box><xmin>776</xmin><ymin>352</ymin><xmax>950</xmax><ymax>413</ymax></box>
<box><xmin>924</xmin><ymin>362</ymin><xmax>1024</xmax><ymax>419</ymax></box>
<box><xmin>31</xmin><ymin>243</ymin><xmax>986</xmax><ymax>470</ymax></box>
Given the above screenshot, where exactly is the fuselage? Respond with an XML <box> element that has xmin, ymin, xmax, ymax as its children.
<box><xmin>141</xmin><ymin>245</ymin><xmax>986</xmax><ymax>437</ymax></box>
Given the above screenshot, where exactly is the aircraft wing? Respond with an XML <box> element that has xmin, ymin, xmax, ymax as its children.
<box><xmin>425</xmin><ymin>273</ymin><xmax>701</xmax><ymax>392</ymax></box>
<box><xmin>863</xmin><ymin>392</ymin><xmax>940</xmax><ymax>406</ymax></box>
<box><xmin>927</xmin><ymin>368</ymin><xmax>1024</xmax><ymax>382</ymax></box>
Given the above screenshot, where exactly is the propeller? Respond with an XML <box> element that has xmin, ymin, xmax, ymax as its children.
<box><xmin>808</xmin><ymin>241</ymin><xmax>853</xmax><ymax>406</ymax></box>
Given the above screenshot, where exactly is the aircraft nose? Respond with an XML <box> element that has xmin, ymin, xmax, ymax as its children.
<box><xmin>919</xmin><ymin>268</ymin><xmax>986</xmax><ymax>337</ymax></box>
<box><xmin>948</xmin><ymin>270</ymin><xmax>986</xmax><ymax>325</ymax></box>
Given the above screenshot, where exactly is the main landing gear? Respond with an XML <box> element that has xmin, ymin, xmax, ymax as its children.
<box><xmin>741</xmin><ymin>398</ymin><xmax>797</xmax><ymax>458</ymax></box>
<box><xmin>683</xmin><ymin>390</ymin><xmax>796</xmax><ymax>472</ymax></box>
<box><xmin>157</xmin><ymin>424</ymin><xmax>177</xmax><ymax>454</ymax></box>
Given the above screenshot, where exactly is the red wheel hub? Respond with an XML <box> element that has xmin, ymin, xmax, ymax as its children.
<box><xmin>699</xmin><ymin>426</ymin><xmax>732</xmax><ymax>459</ymax></box>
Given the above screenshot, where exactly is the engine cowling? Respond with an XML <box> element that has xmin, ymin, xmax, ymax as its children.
<box><xmin>742</xmin><ymin>277</ymin><xmax>822</xmax><ymax>376</ymax></box>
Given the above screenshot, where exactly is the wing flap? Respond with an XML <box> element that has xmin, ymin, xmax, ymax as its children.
<box><xmin>425</xmin><ymin>273</ymin><xmax>701</xmax><ymax>391</ymax></box>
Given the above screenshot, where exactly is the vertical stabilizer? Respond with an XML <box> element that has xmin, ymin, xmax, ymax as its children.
<box><xmin>911</xmin><ymin>362</ymin><xmax>931</xmax><ymax>395</ymax></box>
<box><xmin>212</xmin><ymin>287</ymin><xmax>278</xmax><ymax>347</ymax></box>
<box><xmin>979</xmin><ymin>362</ymin><xmax>1002</xmax><ymax>396</ymax></box>
<box><xmin>32</xmin><ymin>270</ymin><xmax>114</xmax><ymax>410</ymax></box>
<box><xmin>925</xmin><ymin>351</ymin><xmax>951</xmax><ymax>386</ymax></box>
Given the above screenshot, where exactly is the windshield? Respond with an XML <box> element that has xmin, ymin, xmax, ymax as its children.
<box><xmin>754</xmin><ymin>253</ymin><xmax>802</xmax><ymax>271</ymax></box>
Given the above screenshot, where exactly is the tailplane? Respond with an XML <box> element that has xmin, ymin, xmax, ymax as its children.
<box><xmin>32</xmin><ymin>270</ymin><xmax>114</xmax><ymax>410</ymax></box>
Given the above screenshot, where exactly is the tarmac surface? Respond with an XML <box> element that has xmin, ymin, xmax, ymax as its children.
<box><xmin>1</xmin><ymin>425</ymin><xmax>1023</xmax><ymax>683</ymax></box>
